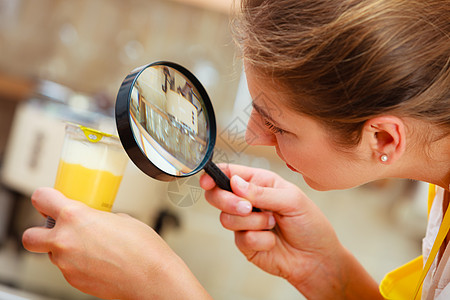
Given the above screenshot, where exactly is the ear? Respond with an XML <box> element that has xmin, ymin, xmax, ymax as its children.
<box><xmin>363</xmin><ymin>116</ymin><xmax>406</xmax><ymax>164</ymax></box>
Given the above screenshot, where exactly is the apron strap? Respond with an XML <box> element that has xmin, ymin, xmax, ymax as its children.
<box><xmin>414</xmin><ymin>186</ymin><xmax>449</xmax><ymax>299</ymax></box>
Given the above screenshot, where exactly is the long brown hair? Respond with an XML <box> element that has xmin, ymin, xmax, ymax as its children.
<box><xmin>233</xmin><ymin>0</ymin><xmax>450</xmax><ymax>147</ymax></box>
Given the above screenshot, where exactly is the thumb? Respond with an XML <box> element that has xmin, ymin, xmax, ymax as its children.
<box><xmin>231</xmin><ymin>175</ymin><xmax>305</xmax><ymax>215</ymax></box>
<box><xmin>31</xmin><ymin>187</ymin><xmax>84</xmax><ymax>220</ymax></box>
<box><xmin>22</xmin><ymin>227</ymin><xmax>52</xmax><ymax>253</ymax></box>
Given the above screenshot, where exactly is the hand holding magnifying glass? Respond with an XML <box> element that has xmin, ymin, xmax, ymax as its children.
<box><xmin>115</xmin><ymin>61</ymin><xmax>260</xmax><ymax>211</ymax></box>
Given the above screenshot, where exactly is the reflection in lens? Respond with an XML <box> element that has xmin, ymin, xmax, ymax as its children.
<box><xmin>128</xmin><ymin>65</ymin><xmax>208</xmax><ymax>176</ymax></box>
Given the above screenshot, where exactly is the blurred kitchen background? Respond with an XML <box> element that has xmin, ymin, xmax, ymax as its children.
<box><xmin>0</xmin><ymin>0</ymin><xmax>429</xmax><ymax>299</ymax></box>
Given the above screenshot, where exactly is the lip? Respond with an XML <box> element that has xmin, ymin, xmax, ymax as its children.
<box><xmin>286</xmin><ymin>163</ymin><xmax>298</xmax><ymax>172</ymax></box>
<box><xmin>276</xmin><ymin>148</ymin><xmax>299</xmax><ymax>173</ymax></box>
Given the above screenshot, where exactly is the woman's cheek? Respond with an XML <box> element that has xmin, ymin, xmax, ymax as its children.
<box><xmin>276</xmin><ymin>137</ymin><xmax>299</xmax><ymax>165</ymax></box>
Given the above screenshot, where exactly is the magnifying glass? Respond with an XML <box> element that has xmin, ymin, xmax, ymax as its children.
<box><xmin>115</xmin><ymin>61</ymin><xmax>240</xmax><ymax>197</ymax></box>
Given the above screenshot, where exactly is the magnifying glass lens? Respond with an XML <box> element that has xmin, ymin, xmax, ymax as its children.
<box><xmin>116</xmin><ymin>62</ymin><xmax>217</xmax><ymax>181</ymax></box>
<box><xmin>128</xmin><ymin>65</ymin><xmax>210</xmax><ymax>176</ymax></box>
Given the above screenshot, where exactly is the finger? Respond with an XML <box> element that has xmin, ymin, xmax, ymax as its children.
<box><xmin>198</xmin><ymin>164</ymin><xmax>244</xmax><ymax>190</ymax></box>
<box><xmin>220</xmin><ymin>211</ymin><xmax>276</xmax><ymax>231</ymax></box>
<box><xmin>204</xmin><ymin>188</ymin><xmax>253</xmax><ymax>216</ymax></box>
<box><xmin>199</xmin><ymin>172</ymin><xmax>216</xmax><ymax>191</ymax></box>
<box><xmin>22</xmin><ymin>227</ymin><xmax>52</xmax><ymax>253</ymax></box>
<box><xmin>235</xmin><ymin>230</ymin><xmax>276</xmax><ymax>254</ymax></box>
<box><xmin>201</xmin><ymin>163</ymin><xmax>276</xmax><ymax>187</ymax></box>
<box><xmin>201</xmin><ymin>167</ymin><xmax>253</xmax><ymax>216</ymax></box>
<box><xmin>31</xmin><ymin>187</ymin><xmax>79</xmax><ymax>220</ymax></box>
<box><xmin>216</xmin><ymin>163</ymin><xmax>283</xmax><ymax>188</ymax></box>
<box><xmin>116</xmin><ymin>212</ymin><xmax>133</xmax><ymax>219</ymax></box>
<box><xmin>231</xmin><ymin>175</ymin><xmax>304</xmax><ymax>214</ymax></box>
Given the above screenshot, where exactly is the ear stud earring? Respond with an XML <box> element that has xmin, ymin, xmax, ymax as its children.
<box><xmin>380</xmin><ymin>154</ymin><xmax>388</xmax><ymax>162</ymax></box>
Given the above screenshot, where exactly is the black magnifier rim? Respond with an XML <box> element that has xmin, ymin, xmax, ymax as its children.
<box><xmin>116</xmin><ymin>61</ymin><xmax>217</xmax><ymax>181</ymax></box>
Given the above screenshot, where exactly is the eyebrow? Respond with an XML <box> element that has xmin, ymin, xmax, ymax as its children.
<box><xmin>251</xmin><ymin>102</ymin><xmax>283</xmax><ymax>128</ymax></box>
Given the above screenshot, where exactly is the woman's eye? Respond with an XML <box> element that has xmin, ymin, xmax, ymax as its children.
<box><xmin>264</xmin><ymin>120</ymin><xmax>285</xmax><ymax>135</ymax></box>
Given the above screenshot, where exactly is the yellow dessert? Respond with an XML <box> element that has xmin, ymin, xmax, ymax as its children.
<box><xmin>54</xmin><ymin>160</ymin><xmax>123</xmax><ymax>211</ymax></box>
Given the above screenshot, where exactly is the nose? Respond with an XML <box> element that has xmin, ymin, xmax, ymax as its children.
<box><xmin>245</xmin><ymin>109</ymin><xmax>277</xmax><ymax>146</ymax></box>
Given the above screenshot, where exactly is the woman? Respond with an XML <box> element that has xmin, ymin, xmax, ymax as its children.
<box><xmin>23</xmin><ymin>0</ymin><xmax>449</xmax><ymax>299</ymax></box>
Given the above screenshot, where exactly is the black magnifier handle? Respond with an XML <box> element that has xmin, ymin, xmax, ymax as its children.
<box><xmin>203</xmin><ymin>162</ymin><xmax>261</xmax><ymax>212</ymax></box>
<box><xmin>46</xmin><ymin>216</ymin><xmax>56</xmax><ymax>228</ymax></box>
<box><xmin>204</xmin><ymin>161</ymin><xmax>231</xmax><ymax>192</ymax></box>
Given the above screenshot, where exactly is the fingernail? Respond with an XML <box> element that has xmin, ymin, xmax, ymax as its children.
<box><xmin>234</xmin><ymin>175</ymin><xmax>249</xmax><ymax>191</ymax></box>
<box><xmin>268</xmin><ymin>215</ymin><xmax>276</xmax><ymax>227</ymax></box>
<box><xmin>237</xmin><ymin>201</ymin><xmax>252</xmax><ymax>214</ymax></box>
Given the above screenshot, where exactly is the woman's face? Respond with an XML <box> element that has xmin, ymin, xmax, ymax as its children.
<box><xmin>244</xmin><ymin>67</ymin><xmax>375</xmax><ymax>191</ymax></box>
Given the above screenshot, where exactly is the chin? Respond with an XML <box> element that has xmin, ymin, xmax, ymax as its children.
<box><xmin>302</xmin><ymin>176</ymin><xmax>353</xmax><ymax>191</ymax></box>
<box><xmin>302</xmin><ymin>176</ymin><xmax>331</xmax><ymax>191</ymax></box>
